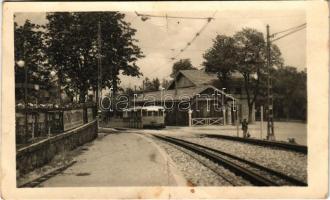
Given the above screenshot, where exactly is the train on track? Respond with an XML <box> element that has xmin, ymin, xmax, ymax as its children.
<box><xmin>122</xmin><ymin>106</ymin><xmax>166</xmax><ymax>129</ymax></box>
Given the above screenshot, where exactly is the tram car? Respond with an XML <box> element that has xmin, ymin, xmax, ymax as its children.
<box><xmin>123</xmin><ymin>106</ymin><xmax>165</xmax><ymax>129</ymax></box>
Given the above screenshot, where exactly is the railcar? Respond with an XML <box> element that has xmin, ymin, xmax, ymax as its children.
<box><xmin>123</xmin><ymin>106</ymin><xmax>165</xmax><ymax>129</ymax></box>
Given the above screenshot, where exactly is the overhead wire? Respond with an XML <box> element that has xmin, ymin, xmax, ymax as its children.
<box><xmin>135</xmin><ymin>12</ymin><xmax>304</xmax><ymax>20</ymax></box>
<box><xmin>170</xmin><ymin>20</ymin><xmax>211</xmax><ymax>60</ymax></box>
<box><xmin>136</xmin><ymin>11</ymin><xmax>217</xmax><ymax>79</ymax></box>
<box><xmin>170</xmin><ymin>11</ymin><xmax>217</xmax><ymax>61</ymax></box>
<box><xmin>271</xmin><ymin>23</ymin><xmax>306</xmax><ymax>38</ymax></box>
<box><xmin>135</xmin><ymin>12</ymin><xmax>215</xmax><ymax>20</ymax></box>
<box><xmin>271</xmin><ymin>24</ymin><xmax>306</xmax><ymax>42</ymax></box>
<box><xmin>140</xmin><ymin>46</ymin><xmax>206</xmax><ymax>52</ymax></box>
<box><xmin>120</xmin><ymin>13</ymin><xmax>307</xmax><ymax>90</ymax></box>
<box><xmin>135</xmin><ymin>12</ymin><xmax>305</xmax><ymax>82</ymax></box>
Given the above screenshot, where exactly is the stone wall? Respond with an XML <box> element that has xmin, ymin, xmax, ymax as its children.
<box><xmin>16</xmin><ymin>120</ymin><xmax>97</xmax><ymax>176</ymax></box>
<box><xmin>100</xmin><ymin>117</ymin><xmax>128</xmax><ymax>128</ymax></box>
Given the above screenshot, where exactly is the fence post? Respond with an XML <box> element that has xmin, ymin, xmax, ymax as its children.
<box><xmin>222</xmin><ymin>106</ymin><xmax>226</xmax><ymax>125</ymax></box>
<box><xmin>260</xmin><ymin>105</ymin><xmax>263</xmax><ymax>139</ymax></box>
<box><xmin>227</xmin><ymin>107</ymin><xmax>232</xmax><ymax>125</ymax></box>
<box><xmin>83</xmin><ymin>105</ymin><xmax>87</xmax><ymax>124</ymax></box>
<box><xmin>236</xmin><ymin>107</ymin><xmax>239</xmax><ymax>137</ymax></box>
<box><xmin>188</xmin><ymin>109</ymin><xmax>192</xmax><ymax>127</ymax></box>
<box><xmin>31</xmin><ymin>115</ymin><xmax>35</xmax><ymax>140</ymax></box>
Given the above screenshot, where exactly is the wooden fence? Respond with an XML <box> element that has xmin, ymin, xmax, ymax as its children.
<box><xmin>191</xmin><ymin>117</ymin><xmax>224</xmax><ymax>126</ymax></box>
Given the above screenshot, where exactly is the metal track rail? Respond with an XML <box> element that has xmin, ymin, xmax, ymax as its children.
<box><xmin>153</xmin><ymin>135</ymin><xmax>278</xmax><ymax>186</ymax></box>
<box><xmin>153</xmin><ymin>135</ymin><xmax>307</xmax><ymax>186</ymax></box>
<box><xmin>169</xmin><ymin>136</ymin><xmax>307</xmax><ymax>186</ymax></box>
<box><xmin>162</xmin><ymin>141</ymin><xmax>238</xmax><ymax>186</ymax></box>
<box><xmin>201</xmin><ymin>134</ymin><xmax>307</xmax><ymax>154</ymax></box>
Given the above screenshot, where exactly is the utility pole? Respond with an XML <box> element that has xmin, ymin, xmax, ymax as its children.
<box><xmin>266</xmin><ymin>24</ymin><xmax>275</xmax><ymax>140</ymax></box>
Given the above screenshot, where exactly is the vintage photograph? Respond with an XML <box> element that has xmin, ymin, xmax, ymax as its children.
<box><xmin>13</xmin><ymin>9</ymin><xmax>309</xmax><ymax>188</ymax></box>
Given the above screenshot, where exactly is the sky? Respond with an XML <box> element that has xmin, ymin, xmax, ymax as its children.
<box><xmin>15</xmin><ymin>10</ymin><xmax>306</xmax><ymax>89</ymax></box>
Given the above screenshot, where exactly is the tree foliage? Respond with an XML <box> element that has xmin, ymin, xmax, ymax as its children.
<box><xmin>171</xmin><ymin>59</ymin><xmax>196</xmax><ymax>77</ymax></box>
<box><xmin>45</xmin><ymin>12</ymin><xmax>144</xmax><ymax>102</ymax></box>
<box><xmin>203</xmin><ymin>28</ymin><xmax>284</xmax><ymax>122</ymax></box>
<box><xmin>203</xmin><ymin>35</ymin><xmax>237</xmax><ymax>88</ymax></box>
<box><xmin>273</xmin><ymin>66</ymin><xmax>307</xmax><ymax>121</ymax></box>
<box><xmin>14</xmin><ymin>19</ymin><xmax>51</xmax><ymax>102</ymax></box>
<box><xmin>161</xmin><ymin>78</ymin><xmax>171</xmax><ymax>89</ymax></box>
<box><xmin>143</xmin><ymin>77</ymin><xmax>161</xmax><ymax>92</ymax></box>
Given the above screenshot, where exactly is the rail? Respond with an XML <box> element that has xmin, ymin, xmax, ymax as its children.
<box><xmin>201</xmin><ymin>134</ymin><xmax>307</xmax><ymax>154</ymax></box>
<box><xmin>153</xmin><ymin>134</ymin><xmax>307</xmax><ymax>186</ymax></box>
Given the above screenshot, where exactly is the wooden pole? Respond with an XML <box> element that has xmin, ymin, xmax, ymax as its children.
<box><xmin>266</xmin><ymin>24</ymin><xmax>275</xmax><ymax>140</ymax></box>
<box><xmin>236</xmin><ymin>107</ymin><xmax>239</xmax><ymax>137</ymax></box>
<box><xmin>260</xmin><ymin>105</ymin><xmax>263</xmax><ymax>139</ymax></box>
<box><xmin>188</xmin><ymin>109</ymin><xmax>192</xmax><ymax>127</ymax></box>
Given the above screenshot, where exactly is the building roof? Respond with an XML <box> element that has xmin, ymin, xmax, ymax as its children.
<box><xmin>123</xmin><ymin>106</ymin><xmax>165</xmax><ymax>111</ymax></box>
<box><xmin>179</xmin><ymin>70</ymin><xmax>218</xmax><ymax>86</ymax></box>
<box><xmin>167</xmin><ymin>70</ymin><xmax>243</xmax><ymax>89</ymax></box>
<box><xmin>135</xmin><ymin>85</ymin><xmax>236</xmax><ymax>102</ymax></box>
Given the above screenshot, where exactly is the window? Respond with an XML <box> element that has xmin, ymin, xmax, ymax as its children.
<box><xmin>153</xmin><ymin>111</ymin><xmax>158</xmax><ymax>116</ymax></box>
<box><xmin>142</xmin><ymin>110</ymin><xmax>147</xmax><ymax>116</ymax></box>
<box><xmin>147</xmin><ymin>111</ymin><xmax>153</xmax><ymax>116</ymax></box>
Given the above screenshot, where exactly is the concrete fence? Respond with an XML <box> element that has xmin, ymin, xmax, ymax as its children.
<box><xmin>16</xmin><ymin>120</ymin><xmax>97</xmax><ymax>177</ymax></box>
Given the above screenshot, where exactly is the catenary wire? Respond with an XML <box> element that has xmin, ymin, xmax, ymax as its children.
<box><xmin>271</xmin><ymin>25</ymin><xmax>306</xmax><ymax>42</ymax></box>
<box><xmin>271</xmin><ymin>23</ymin><xmax>306</xmax><ymax>37</ymax></box>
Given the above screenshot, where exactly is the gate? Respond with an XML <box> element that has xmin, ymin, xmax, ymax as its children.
<box><xmin>191</xmin><ymin>117</ymin><xmax>224</xmax><ymax>126</ymax></box>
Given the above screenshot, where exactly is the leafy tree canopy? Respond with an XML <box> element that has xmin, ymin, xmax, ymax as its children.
<box><xmin>273</xmin><ymin>66</ymin><xmax>307</xmax><ymax>120</ymax></box>
<box><xmin>203</xmin><ymin>28</ymin><xmax>284</xmax><ymax>122</ymax></box>
<box><xmin>161</xmin><ymin>78</ymin><xmax>171</xmax><ymax>89</ymax></box>
<box><xmin>143</xmin><ymin>77</ymin><xmax>161</xmax><ymax>92</ymax></box>
<box><xmin>14</xmin><ymin>19</ymin><xmax>51</xmax><ymax>102</ymax></box>
<box><xmin>203</xmin><ymin>35</ymin><xmax>237</xmax><ymax>88</ymax></box>
<box><xmin>171</xmin><ymin>58</ymin><xmax>197</xmax><ymax>77</ymax></box>
<box><xmin>45</xmin><ymin>12</ymin><xmax>144</xmax><ymax>102</ymax></box>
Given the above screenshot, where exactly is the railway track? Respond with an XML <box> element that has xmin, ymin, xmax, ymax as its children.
<box><xmin>153</xmin><ymin>134</ymin><xmax>307</xmax><ymax>186</ymax></box>
<box><xmin>200</xmin><ymin>134</ymin><xmax>307</xmax><ymax>154</ymax></box>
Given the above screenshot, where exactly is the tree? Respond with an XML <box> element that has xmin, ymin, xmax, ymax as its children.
<box><xmin>143</xmin><ymin>77</ymin><xmax>161</xmax><ymax>92</ymax></box>
<box><xmin>273</xmin><ymin>66</ymin><xmax>307</xmax><ymax>121</ymax></box>
<box><xmin>203</xmin><ymin>28</ymin><xmax>283</xmax><ymax>122</ymax></box>
<box><xmin>203</xmin><ymin>35</ymin><xmax>237</xmax><ymax>88</ymax></box>
<box><xmin>234</xmin><ymin>28</ymin><xmax>283</xmax><ymax>122</ymax></box>
<box><xmin>14</xmin><ymin>19</ymin><xmax>50</xmax><ymax>103</ymax></box>
<box><xmin>124</xmin><ymin>87</ymin><xmax>135</xmax><ymax>97</ymax></box>
<box><xmin>171</xmin><ymin>59</ymin><xmax>197</xmax><ymax>77</ymax></box>
<box><xmin>161</xmin><ymin>78</ymin><xmax>171</xmax><ymax>89</ymax></box>
<box><xmin>45</xmin><ymin>12</ymin><xmax>144</xmax><ymax>103</ymax></box>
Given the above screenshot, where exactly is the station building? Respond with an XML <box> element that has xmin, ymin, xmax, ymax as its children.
<box><xmin>135</xmin><ymin>70</ymin><xmax>255</xmax><ymax>126</ymax></box>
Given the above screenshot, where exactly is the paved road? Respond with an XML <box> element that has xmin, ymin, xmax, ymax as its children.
<box><xmin>40</xmin><ymin>132</ymin><xmax>186</xmax><ymax>187</ymax></box>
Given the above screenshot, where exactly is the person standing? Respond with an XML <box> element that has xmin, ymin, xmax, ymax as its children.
<box><xmin>242</xmin><ymin>119</ymin><xmax>248</xmax><ymax>138</ymax></box>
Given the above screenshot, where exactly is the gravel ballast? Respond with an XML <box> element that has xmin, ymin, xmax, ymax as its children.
<box><xmin>180</xmin><ymin>136</ymin><xmax>307</xmax><ymax>183</ymax></box>
<box><xmin>152</xmin><ymin>137</ymin><xmax>252</xmax><ymax>186</ymax></box>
